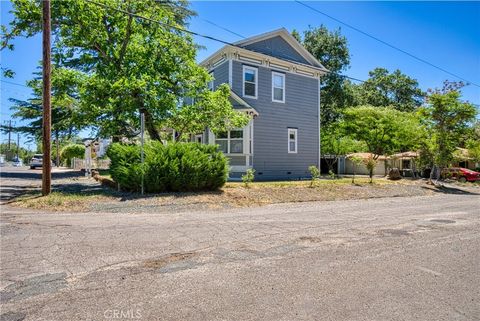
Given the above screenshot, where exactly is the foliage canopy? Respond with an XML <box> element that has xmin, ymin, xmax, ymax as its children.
<box><xmin>3</xmin><ymin>0</ymin><xmax>248</xmax><ymax>141</ymax></box>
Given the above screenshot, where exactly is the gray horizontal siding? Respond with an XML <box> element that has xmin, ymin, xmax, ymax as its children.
<box><xmin>243</xmin><ymin>36</ymin><xmax>309</xmax><ymax>65</ymax></box>
<box><xmin>228</xmin><ymin>155</ymin><xmax>246</xmax><ymax>166</ymax></box>
<box><xmin>231</xmin><ymin>61</ymin><xmax>319</xmax><ymax>179</ymax></box>
<box><xmin>212</xmin><ymin>61</ymin><xmax>229</xmax><ymax>88</ymax></box>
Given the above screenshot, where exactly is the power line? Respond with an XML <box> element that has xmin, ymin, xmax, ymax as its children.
<box><xmin>295</xmin><ymin>0</ymin><xmax>480</xmax><ymax>88</ymax></box>
<box><xmin>0</xmin><ymin>79</ymin><xmax>30</xmax><ymax>88</ymax></box>
<box><xmin>201</xmin><ymin>19</ymin><xmax>245</xmax><ymax>39</ymax></box>
<box><xmin>84</xmin><ymin>0</ymin><xmax>364</xmax><ymax>85</ymax></box>
<box><xmin>84</xmin><ymin>0</ymin><xmax>235</xmax><ymax>46</ymax></box>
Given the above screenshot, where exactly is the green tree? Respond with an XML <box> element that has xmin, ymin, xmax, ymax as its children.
<box><xmin>6</xmin><ymin>66</ymin><xmax>85</xmax><ymax>166</ymax></box>
<box><xmin>342</xmin><ymin>106</ymin><xmax>423</xmax><ymax>179</ymax></box>
<box><xmin>358</xmin><ymin>68</ymin><xmax>425</xmax><ymax>112</ymax></box>
<box><xmin>321</xmin><ymin>124</ymin><xmax>366</xmax><ymax>174</ymax></box>
<box><xmin>419</xmin><ymin>81</ymin><xmax>477</xmax><ymax>179</ymax></box>
<box><xmin>0</xmin><ymin>142</ymin><xmax>34</xmax><ymax>163</ymax></box>
<box><xmin>293</xmin><ymin>25</ymin><xmax>355</xmax><ymax>126</ymax></box>
<box><xmin>348</xmin><ymin>155</ymin><xmax>363</xmax><ymax>184</ymax></box>
<box><xmin>60</xmin><ymin>144</ymin><xmax>85</xmax><ymax>167</ymax></box>
<box><xmin>3</xmin><ymin>0</ymin><xmax>247</xmax><ymax>142</ymax></box>
<box><xmin>466</xmin><ymin>121</ymin><xmax>480</xmax><ymax>166</ymax></box>
<box><xmin>165</xmin><ymin>84</ymin><xmax>249</xmax><ymax>141</ymax></box>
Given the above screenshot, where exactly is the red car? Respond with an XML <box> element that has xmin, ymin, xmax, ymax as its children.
<box><xmin>442</xmin><ymin>167</ymin><xmax>480</xmax><ymax>182</ymax></box>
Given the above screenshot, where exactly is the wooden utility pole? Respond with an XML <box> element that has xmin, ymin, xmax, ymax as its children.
<box><xmin>3</xmin><ymin>120</ymin><xmax>14</xmax><ymax>150</ymax></box>
<box><xmin>140</xmin><ymin>113</ymin><xmax>145</xmax><ymax>195</ymax></box>
<box><xmin>42</xmin><ymin>0</ymin><xmax>52</xmax><ymax>195</ymax></box>
<box><xmin>16</xmin><ymin>133</ymin><xmax>20</xmax><ymax>158</ymax></box>
<box><xmin>7</xmin><ymin>120</ymin><xmax>12</xmax><ymax>150</ymax></box>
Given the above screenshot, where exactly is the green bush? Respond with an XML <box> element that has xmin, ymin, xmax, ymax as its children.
<box><xmin>242</xmin><ymin>168</ymin><xmax>255</xmax><ymax>188</ymax></box>
<box><xmin>60</xmin><ymin>144</ymin><xmax>85</xmax><ymax>167</ymax></box>
<box><xmin>308</xmin><ymin>165</ymin><xmax>320</xmax><ymax>187</ymax></box>
<box><xmin>107</xmin><ymin>142</ymin><xmax>228</xmax><ymax>193</ymax></box>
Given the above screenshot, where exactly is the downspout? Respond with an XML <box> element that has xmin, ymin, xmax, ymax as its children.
<box><xmin>318</xmin><ymin>77</ymin><xmax>321</xmax><ymax>171</ymax></box>
<box><xmin>251</xmin><ymin>116</ymin><xmax>254</xmax><ymax>169</ymax></box>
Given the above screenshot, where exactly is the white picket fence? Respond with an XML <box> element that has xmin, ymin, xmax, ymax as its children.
<box><xmin>72</xmin><ymin>158</ymin><xmax>110</xmax><ymax>170</ymax></box>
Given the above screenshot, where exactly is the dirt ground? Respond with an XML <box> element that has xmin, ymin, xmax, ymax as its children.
<box><xmin>3</xmin><ymin>167</ymin><xmax>478</xmax><ymax>214</ymax></box>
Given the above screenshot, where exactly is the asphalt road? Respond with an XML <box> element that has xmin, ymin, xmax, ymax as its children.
<box><xmin>1</xmin><ymin>167</ymin><xmax>479</xmax><ymax>321</ymax></box>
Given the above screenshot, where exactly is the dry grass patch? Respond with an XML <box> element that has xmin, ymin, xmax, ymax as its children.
<box><xmin>11</xmin><ymin>191</ymin><xmax>117</xmax><ymax>212</ymax></box>
<box><xmin>9</xmin><ymin>177</ymin><xmax>434</xmax><ymax>212</ymax></box>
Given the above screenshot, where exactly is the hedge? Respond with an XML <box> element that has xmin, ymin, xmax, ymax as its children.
<box><xmin>60</xmin><ymin>144</ymin><xmax>85</xmax><ymax>167</ymax></box>
<box><xmin>106</xmin><ymin>142</ymin><xmax>228</xmax><ymax>193</ymax></box>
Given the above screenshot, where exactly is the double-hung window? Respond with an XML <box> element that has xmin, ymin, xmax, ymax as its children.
<box><xmin>288</xmin><ymin>128</ymin><xmax>297</xmax><ymax>154</ymax></box>
<box><xmin>243</xmin><ymin>66</ymin><xmax>257</xmax><ymax>98</ymax></box>
<box><xmin>216</xmin><ymin>130</ymin><xmax>244</xmax><ymax>154</ymax></box>
<box><xmin>272</xmin><ymin>72</ymin><xmax>285</xmax><ymax>103</ymax></box>
<box><xmin>207</xmin><ymin>71</ymin><xmax>214</xmax><ymax>91</ymax></box>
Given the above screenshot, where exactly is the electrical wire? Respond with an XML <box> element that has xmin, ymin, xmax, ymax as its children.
<box><xmin>295</xmin><ymin>0</ymin><xmax>480</xmax><ymax>88</ymax></box>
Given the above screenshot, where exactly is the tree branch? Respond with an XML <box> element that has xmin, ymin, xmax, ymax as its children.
<box><xmin>118</xmin><ymin>14</ymin><xmax>133</xmax><ymax>65</ymax></box>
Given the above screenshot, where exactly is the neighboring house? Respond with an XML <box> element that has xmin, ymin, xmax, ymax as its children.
<box><xmin>452</xmin><ymin>148</ymin><xmax>478</xmax><ymax>170</ymax></box>
<box><xmin>200</xmin><ymin>28</ymin><xmax>327</xmax><ymax>180</ymax></box>
<box><xmin>391</xmin><ymin>151</ymin><xmax>419</xmax><ymax>177</ymax></box>
<box><xmin>344</xmin><ymin>153</ymin><xmax>388</xmax><ymax>176</ymax></box>
<box><xmin>83</xmin><ymin>138</ymin><xmax>112</xmax><ymax>158</ymax></box>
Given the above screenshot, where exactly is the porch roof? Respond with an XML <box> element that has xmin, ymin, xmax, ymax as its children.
<box><xmin>230</xmin><ymin>91</ymin><xmax>259</xmax><ymax>116</ymax></box>
<box><xmin>346</xmin><ymin>153</ymin><xmax>388</xmax><ymax>161</ymax></box>
<box><xmin>392</xmin><ymin>151</ymin><xmax>419</xmax><ymax>158</ymax></box>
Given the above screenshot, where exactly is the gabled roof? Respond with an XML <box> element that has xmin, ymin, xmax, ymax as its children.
<box><xmin>232</xmin><ymin>28</ymin><xmax>327</xmax><ymax>70</ymax></box>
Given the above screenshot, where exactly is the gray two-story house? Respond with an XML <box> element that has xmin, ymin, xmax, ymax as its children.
<box><xmin>200</xmin><ymin>28</ymin><xmax>327</xmax><ymax>180</ymax></box>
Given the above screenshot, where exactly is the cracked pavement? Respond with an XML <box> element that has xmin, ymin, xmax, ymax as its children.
<box><xmin>1</xmin><ymin>168</ymin><xmax>480</xmax><ymax>320</ymax></box>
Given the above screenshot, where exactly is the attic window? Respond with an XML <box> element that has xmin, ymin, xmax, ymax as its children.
<box><xmin>243</xmin><ymin>66</ymin><xmax>257</xmax><ymax>99</ymax></box>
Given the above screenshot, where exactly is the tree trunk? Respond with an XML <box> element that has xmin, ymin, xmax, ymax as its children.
<box><xmin>143</xmin><ymin>110</ymin><xmax>162</xmax><ymax>142</ymax></box>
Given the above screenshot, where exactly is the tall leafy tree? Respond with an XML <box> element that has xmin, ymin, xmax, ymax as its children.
<box><xmin>358</xmin><ymin>68</ymin><xmax>425</xmax><ymax>112</ymax></box>
<box><xmin>293</xmin><ymin>25</ymin><xmax>354</xmax><ymax>126</ymax></box>
<box><xmin>7</xmin><ymin>66</ymin><xmax>86</xmax><ymax>165</ymax></box>
<box><xmin>321</xmin><ymin>125</ymin><xmax>366</xmax><ymax>174</ymax></box>
<box><xmin>2</xmin><ymin>0</ymin><xmax>248</xmax><ymax>142</ymax></box>
<box><xmin>419</xmin><ymin>81</ymin><xmax>477</xmax><ymax>179</ymax></box>
<box><xmin>466</xmin><ymin>121</ymin><xmax>480</xmax><ymax>166</ymax></box>
<box><xmin>341</xmin><ymin>105</ymin><xmax>424</xmax><ymax>179</ymax></box>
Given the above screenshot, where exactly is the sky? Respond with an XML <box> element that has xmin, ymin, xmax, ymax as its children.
<box><xmin>1</xmin><ymin>1</ymin><xmax>479</xmax><ymax>149</ymax></box>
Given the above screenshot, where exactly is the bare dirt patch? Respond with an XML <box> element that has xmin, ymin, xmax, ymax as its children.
<box><xmin>6</xmin><ymin>175</ymin><xmax>479</xmax><ymax>214</ymax></box>
<box><xmin>143</xmin><ymin>252</ymin><xmax>196</xmax><ymax>269</ymax></box>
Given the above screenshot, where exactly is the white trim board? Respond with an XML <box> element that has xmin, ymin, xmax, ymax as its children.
<box><xmin>201</xmin><ymin>46</ymin><xmax>327</xmax><ymax>79</ymax></box>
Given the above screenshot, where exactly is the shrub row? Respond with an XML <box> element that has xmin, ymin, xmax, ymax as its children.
<box><xmin>106</xmin><ymin>142</ymin><xmax>228</xmax><ymax>193</ymax></box>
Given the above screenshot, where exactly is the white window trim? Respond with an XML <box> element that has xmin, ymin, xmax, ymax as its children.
<box><xmin>216</xmin><ymin>129</ymin><xmax>244</xmax><ymax>154</ymax></box>
<box><xmin>242</xmin><ymin>65</ymin><xmax>258</xmax><ymax>99</ymax></box>
<box><xmin>194</xmin><ymin>134</ymin><xmax>203</xmax><ymax>144</ymax></box>
<box><xmin>207</xmin><ymin>71</ymin><xmax>214</xmax><ymax>91</ymax></box>
<box><xmin>288</xmin><ymin>128</ymin><xmax>298</xmax><ymax>154</ymax></box>
<box><xmin>272</xmin><ymin>71</ymin><xmax>285</xmax><ymax>103</ymax></box>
